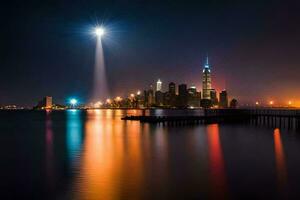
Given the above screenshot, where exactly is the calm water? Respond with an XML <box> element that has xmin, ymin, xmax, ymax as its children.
<box><xmin>1</xmin><ymin>109</ymin><xmax>300</xmax><ymax>200</ymax></box>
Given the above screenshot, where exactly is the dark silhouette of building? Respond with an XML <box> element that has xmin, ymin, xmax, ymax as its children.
<box><xmin>144</xmin><ymin>85</ymin><xmax>155</xmax><ymax>107</ymax></box>
<box><xmin>230</xmin><ymin>98</ymin><xmax>238</xmax><ymax>108</ymax></box>
<box><xmin>187</xmin><ymin>86</ymin><xmax>201</xmax><ymax>107</ymax></box>
<box><xmin>168</xmin><ymin>82</ymin><xmax>177</xmax><ymax>107</ymax></box>
<box><xmin>210</xmin><ymin>89</ymin><xmax>218</xmax><ymax>106</ymax></box>
<box><xmin>155</xmin><ymin>91</ymin><xmax>164</xmax><ymax>106</ymax></box>
<box><xmin>169</xmin><ymin>82</ymin><xmax>176</xmax><ymax>95</ymax></box>
<box><xmin>178</xmin><ymin>84</ymin><xmax>188</xmax><ymax>108</ymax></box>
<box><xmin>219</xmin><ymin>90</ymin><xmax>228</xmax><ymax>108</ymax></box>
<box><xmin>200</xmin><ymin>99</ymin><xmax>212</xmax><ymax>108</ymax></box>
<box><xmin>136</xmin><ymin>91</ymin><xmax>143</xmax><ymax>108</ymax></box>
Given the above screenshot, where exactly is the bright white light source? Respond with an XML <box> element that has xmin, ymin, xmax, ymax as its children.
<box><xmin>94</xmin><ymin>27</ymin><xmax>105</xmax><ymax>37</ymax></box>
<box><xmin>70</xmin><ymin>98</ymin><xmax>78</xmax><ymax>106</ymax></box>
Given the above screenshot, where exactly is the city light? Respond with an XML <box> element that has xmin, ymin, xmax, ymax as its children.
<box><xmin>94</xmin><ymin>26</ymin><xmax>105</xmax><ymax>37</ymax></box>
<box><xmin>137</xmin><ymin>90</ymin><xmax>141</xmax><ymax>95</ymax></box>
<box><xmin>130</xmin><ymin>93</ymin><xmax>135</xmax><ymax>98</ymax></box>
<box><xmin>70</xmin><ymin>98</ymin><xmax>78</xmax><ymax>106</ymax></box>
<box><xmin>115</xmin><ymin>96</ymin><xmax>122</xmax><ymax>102</ymax></box>
<box><xmin>94</xmin><ymin>101</ymin><xmax>103</xmax><ymax>108</ymax></box>
<box><xmin>106</xmin><ymin>99</ymin><xmax>112</xmax><ymax>104</ymax></box>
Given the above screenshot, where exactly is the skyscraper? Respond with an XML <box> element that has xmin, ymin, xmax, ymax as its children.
<box><xmin>210</xmin><ymin>89</ymin><xmax>218</xmax><ymax>106</ymax></box>
<box><xmin>187</xmin><ymin>86</ymin><xmax>201</xmax><ymax>107</ymax></box>
<box><xmin>202</xmin><ymin>56</ymin><xmax>212</xmax><ymax>100</ymax></box>
<box><xmin>168</xmin><ymin>82</ymin><xmax>177</xmax><ymax>107</ymax></box>
<box><xmin>36</xmin><ymin>96</ymin><xmax>52</xmax><ymax>109</ymax></box>
<box><xmin>219</xmin><ymin>90</ymin><xmax>228</xmax><ymax>108</ymax></box>
<box><xmin>178</xmin><ymin>84</ymin><xmax>188</xmax><ymax>108</ymax></box>
<box><xmin>156</xmin><ymin>79</ymin><xmax>162</xmax><ymax>91</ymax></box>
<box><xmin>169</xmin><ymin>82</ymin><xmax>176</xmax><ymax>95</ymax></box>
<box><xmin>155</xmin><ymin>91</ymin><xmax>164</xmax><ymax>106</ymax></box>
<box><xmin>144</xmin><ymin>85</ymin><xmax>155</xmax><ymax>107</ymax></box>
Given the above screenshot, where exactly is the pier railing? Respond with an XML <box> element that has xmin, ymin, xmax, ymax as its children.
<box><xmin>122</xmin><ymin>108</ymin><xmax>300</xmax><ymax>130</ymax></box>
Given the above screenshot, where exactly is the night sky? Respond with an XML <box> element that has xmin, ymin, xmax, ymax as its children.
<box><xmin>1</xmin><ymin>0</ymin><xmax>300</xmax><ymax>106</ymax></box>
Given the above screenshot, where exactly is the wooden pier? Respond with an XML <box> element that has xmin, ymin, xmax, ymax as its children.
<box><xmin>121</xmin><ymin>109</ymin><xmax>300</xmax><ymax>130</ymax></box>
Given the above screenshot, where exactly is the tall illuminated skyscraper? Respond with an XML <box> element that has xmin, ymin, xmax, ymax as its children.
<box><xmin>156</xmin><ymin>79</ymin><xmax>162</xmax><ymax>91</ymax></box>
<box><xmin>202</xmin><ymin>56</ymin><xmax>212</xmax><ymax>99</ymax></box>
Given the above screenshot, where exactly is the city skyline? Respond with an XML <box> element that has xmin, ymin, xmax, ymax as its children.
<box><xmin>1</xmin><ymin>1</ymin><xmax>300</xmax><ymax>106</ymax></box>
<box><xmin>24</xmin><ymin>57</ymin><xmax>297</xmax><ymax>109</ymax></box>
<box><xmin>2</xmin><ymin>1</ymin><xmax>300</xmax><ymax>199</ymax></box>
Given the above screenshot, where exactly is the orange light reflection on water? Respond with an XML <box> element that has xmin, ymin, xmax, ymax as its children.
<box><xmin>273</xmin><ymin>128</ymin><xmax>288</xmax><ymax>191</ymax></box>
<box><xmin>207</xmin><ymin>124</ymin><xmax>227</xmax><ymax>199</ymax></box>
<box><xmin>75</xmin><ymin>110</ymin><xmax>144</xmax><ymax>200</ymax></box>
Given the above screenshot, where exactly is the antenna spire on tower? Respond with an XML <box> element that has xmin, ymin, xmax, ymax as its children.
<box><xmin>206</xmin><ymin>55</ymin><xmax>209</xmax><ymax>65</ymax></box>
<box><xmin>204</xmin><ymin>54</ymin><xmax>210</xmax><ymax>68</ymax></box>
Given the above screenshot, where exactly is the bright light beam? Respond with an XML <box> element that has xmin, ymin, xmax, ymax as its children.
<box><xmin>91</xmin><ymin>25</ymin><xmax>109</xmax><ymax>103</ymax></box>
<box><xmin>94</xmin><ymin>26</ymin><xmax>105</xmax><ymax>37</ymax></box>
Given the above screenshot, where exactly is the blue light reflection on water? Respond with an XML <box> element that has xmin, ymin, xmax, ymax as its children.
<box><xmin>66</xmin><ymin>110</ymin><xmax>83</xmax><ymax>167</ymax></box>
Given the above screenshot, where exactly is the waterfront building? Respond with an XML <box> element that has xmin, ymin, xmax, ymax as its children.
<box><xmin>168</xmin><ymin>82</ymin><xmax>177</xmax><ymax>107</ymax></box>
<box><xmin>156</xmin><ymin>79</ymin><xmax>162</xmax><ymax>91</ymax></box>
<box><xmin>36</xmin><ymin>96</ymin><xmax>52</xmax><ymax>109</ymax></box>
<box><xmin>187</xmin><ymin>86</ymin><xmax>201</xmax><ymax>107</ymax></box>
<box><xmin>200</xmin><ymin>98</ymin><xmax>213</xmax><ymax>108</ymax></box>
<box><xmin>230</xmin><ymin>98</ymin><xmax>238</xmax><ymax>108</ymax></box>
<box><xmin>210</xmin><ymin>89</ymin><xmax>218</xmax><ymax>106</ymax></box>
<box><xmin>187</xmin><ymin>86</ymin><xmax>197</xmax><ymax>95</ymax></box>
<box><xmin>202</xmin><ymin>56</ymin><xmax>212</xmax><ymax>100</ymax></box>
<box><xmin>144</xmin><ymin>85</ymin><xmax>155</xmax><ymax>107</ymax></box>
<box><xmin>136</xmin><ymin>91</ymin><xmax>143</xmax><ymax>108</ymax></box>
<box><xmin>155</xmin><ymin>91</ymin><xmax>164</xmax><ymax>106</ymax></box>
<box><xmin>163</xmin><ymin>92</ymin><xmax>171</xmax><ymax>107</ymax></box>
<box><xmin>169</xmin><ymin>82</ymin><xmax>176</xmax><ymax>95</ymax></box>
<box><xmin>178</xmin><ymin>84</ymin><xmax>188</xmax><ymax>108</ymax></box>
<box><xmin>219</xmin><ymin>90</ymin><xmax>228</xmax><ymax>108</ymax></box>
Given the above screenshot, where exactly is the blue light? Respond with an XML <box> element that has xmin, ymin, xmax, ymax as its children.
<box><xmin>70</xmin><ymin>98</ymin><xmax>78</xmax><ymax>106</ymax></box>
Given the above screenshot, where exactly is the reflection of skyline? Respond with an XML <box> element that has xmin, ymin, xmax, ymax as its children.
<box><xmin>207</xmin><ymin>124</ymin><xmax>227</xmax><ymax>199</ymax></box>
<box><xmin>273</xmin><ymin>128</ymin><xmax>288</xmax><ymax>193</ymax></box>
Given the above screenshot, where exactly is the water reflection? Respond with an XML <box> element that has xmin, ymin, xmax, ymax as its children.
<box><xmin>273</xmin><ymin>128</ymin><xmax>288</xmax><ymax>192</ymax></box>
<box><xmin>66</xmin><ymin>110</ymin><xmax>83</xmax><ymax>167</ymax></box>
<box><xmin>45</xmin><ymin>111</ymin><xmax>55</xmax><ymax>189</ymax></box>
<box><xmin>206</xmin><ymin>124</ymin><xmax>227</xmax><ymax>199</ymax></box>
<box><xmin>120</xmin><ymin>119</ymin><xmax>145</xmax><ymax>199</ymax></box>
<box><xmin>78</xmin><ymin>110</ymin><xmax>120</xmax><ymax>200</ymax></box>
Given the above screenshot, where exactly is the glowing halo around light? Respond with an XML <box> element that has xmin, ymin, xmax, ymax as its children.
<box><xmin>94</xmin><ymin>26</ymin><xmax>105</xmax><ymax>37</ymax></box>
<box><xmin>70</xmin><ymin>98</ymin><xmax>78</xmax><ymax>106</ymax></box>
